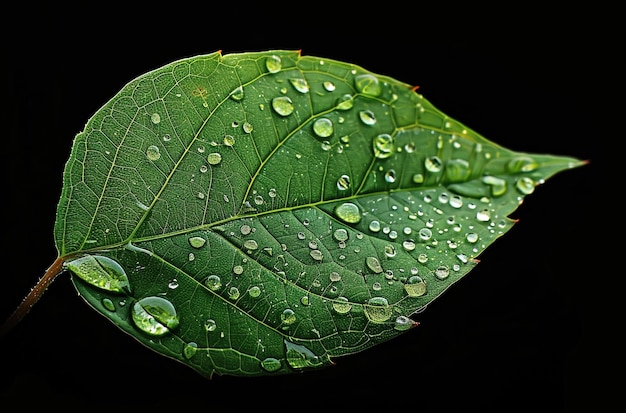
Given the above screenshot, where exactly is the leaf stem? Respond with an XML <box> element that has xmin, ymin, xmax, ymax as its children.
<box><xmin>0</xmin><ymin>256</ymin><xmax>65</xmax><ymax>339</ymax></box>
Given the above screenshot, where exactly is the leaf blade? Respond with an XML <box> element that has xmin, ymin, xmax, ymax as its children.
<box><xmin>57</xmin><ymin>50</ymin><xmax>584</xmax><ymax>377</ymax></box>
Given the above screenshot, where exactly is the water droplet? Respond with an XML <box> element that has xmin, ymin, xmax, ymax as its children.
<box><xmin>189</xmin><ymin>236</ymin><xmax>206</xmax><ymax>248</ymax></box>
<box><xmin>248</xmin><ymin>285</ymin><xmax>261</xmax><ymax>298</ymax></box>
<box><xmin>394</xmin><ymin>315</ymin><xmax>414</xmax><ymax>331</ymax></box>
<box><xmin>284</xmin><ymin>340</ymin><xmax>324</xmax><ymax>369</ymax></box>
<box><xmin>369</xmin><ymin>220</ymin><xmax>381</xmax><ymax>232</ymax></box>
<box><xmin>359</xmin><ymin>110</ymin><xmax>377</xmax><ymax>125</ymax></box>
<box><xmin>336</xmin><ymin>94</ymin><xmax>354</xmax><ymax>110</ymax></box>
<box><xmin>418</xmin><ymin>228</ymin><xmax>433</xmax><ymax>241</ymax></box>
<box><xmin>366</xmin><ymin>256</ymin><xmax>383</xmax><ymax>273</ymax></box>
<box><xmin>150</xmin><ymin>113</ymin><xmax>161</xmax><ymax>124</ymax></box>
<box><xmin>404</xmin><ymin>275</ymin><xmax>427</xmax><ymax>297</ymax></box>
<box><xmin>146</xmin><ymin>145</ymin><xmax>161</xmax><ymax>161</ymax></box>
<box><xmin>310</xmin><ymin>250</ymin><xmax>324</xmax><ymax>261</ymax></box>
<box><xmin>354</xmin><ymin>74</ymin><xmax>381</xmax><ymax>97</ymax></box>
<box><xmin>131</xmin><ymin>296</ymin><xmax>179</xmax><ymax>336</ymax></box>
<box><xmin>329</xmin><ymin>271</ymin><xmax>342</xmax><ymax>282</ymax></box>
<box><xmin>435</xmin><ymin>265</ymin><xmax>450</xmax><ymax>280</ymax></box>
<box><xmin>482</xmin><ymin>175</ymin><xmax>507</xmax><ymax>196</ymax></box>
<box><xmin>207</xmin><ymin>152</ymin><xmax>222</xmax><ymax>165</ymax></box>
<box><xmin>449</xmin><ymin>195</ymin><xmax>463</xmax><ymax>208</ymax></box>
<box><xmin>384</xmin><ymin>244</ymin><xmax>397</xmax><ymax>258</ymax></box>
<box><xmin>402</xmin><ymin>239</ymin><xmax>416</xmax><ymax>251</ymax></box>
<box><xmin>289</xmin><ymin>78</ymin><xmax>309</xmax><ymax>93</ymax></box>
<box><xmin>507</xmin><ymin>156</ymin><xmax>538</xmax><ymax>173</ymax></box>
<box><xmin>272</xmin><ymin>96</ymin><xmax>294</xmax><ymax>116</ymax></box>
<box><xmin>243</xmin><ymin>239</ymin><xmax>259</xmax><ymax>250</ymax></box>
<box><xmin>230</xmin><ymin>85</ymin><xmax>244</xmax><ymax>101</ymax></box>
<box><xmin>65</xmin><ymin>255</ymin><xmax>130</xmax><ymax>293</ymax></box>
<box><xmin>204</xmin><ymin>275</ymin><xmax>222</xmax><ymax>291</ymax></box>
<box><xmin>332</xmin><ymin>296</ymin><xmax>352</xmax><ymax>314</ymax></box>
<box><xmin>243</xmin><ymin>122</ymin><xmax>253</xmax><ymax>133</ymax></box>
<box><xmin>425</xmin><ymin>156</ymin><xmax>443</xmax><ymax>172</ymax></box>
<box><xmin>228</xmin><ymin>286</ymin><xmax>240</xmax><ymax>300</ymax></box>
<box><xmin>466</xmin><ymin>232</ymin><xmax>479</xmax><ymax>243</ymax></box>
<box><xmin>183</xmin><ymin>342</ymin><xmax>198</xmax><ymax>359</ymax></box>
<box><xmin>102</xmin><ymin>298</ymin><xmax>115</xmax><ymax>311</ymax></box>
<box><xmin>333</xmin><ymin>228</ymin><xmax>349</xmax><ymax>242</ymax></box>
<box><xmin>281</xmin><ymin>308</ymin><xmax>296</xmax><ymax>325</ymax></box>
<box><xmin>476</xmin><ymin>209</ymin><xmax>491</xmax><ymax>222</ymax></box>
<box><xmin>373</xmin><ymin>134</ymin><xmax>394</xmax><ymax>159</ymax></box>
<box><xmin>266</xmin><ymin>55</ymin><xmax>282</xmax><ymax>73</ymax></box>
<box><xmin>335</xmin><ymin>202</ymin><xmax>362</xmax><ymax>224</ymax></box>
<box><xmin>384</xmin><ymin>169</ymin><xmax>396</xmax><ymax>183</ymax></box>
<box><xmin>364</xmin><ymin>297</ymin><xmax>392</xmax><ymax>323</ymax></box>
<box><xmin>223</xmin><ymin>134</ymin><xmax>235</xmax><ymax>146</ymax></box>
<box><xmin>261</xmin><ymin>357</ymin><xmax>282</xmax><ymax>372</ymax></box>
<box><xmin>168</xmin><ymin>279</ymin><xmax>179</xmax><ymax>289</ymax></box>
<box><xmin>516</xmin><ymin>177</ymin><xmax>535</xmax><ymax>194</ymax></box>
<box><xmin>412</xmin><ymin>173</ymin><xmax>425</xmax><ymax>184</ymax></box>
<box><xmin>313</xmin><ymin>118</ymin><xmax>333</xmax><ymax>138</ymax></box>
<box><xmin>323</xmin><ymin>81</ymin><xmax>336</xmax><ymax>91</ymax></box>
<box><xmin>205</xmin><ymin>319</ymin><xmax>217</xmax><ymax>331</ymax></box>
<box><xmin>445</xmin><ymin>159</ymin><xmax>471</xmax><ymax>181</ymax></box>
<box><xmin>233</xmin><ymin>265</ymin><xmax>244</xmax><ymax>275</ymax></box>
<box><xmin>336</xmin><ymin>174</ymin><xmax>351</xmax><ymax>191</ymax></box>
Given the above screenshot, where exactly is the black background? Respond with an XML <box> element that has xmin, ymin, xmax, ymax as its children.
<box><xmin>1</xmin><ymin>3</ymin><xmax>617</xmax><ymax>412</ymax></box>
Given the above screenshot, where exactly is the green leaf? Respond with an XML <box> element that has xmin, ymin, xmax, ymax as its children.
<box><xmin>48</xmin><ymin>50</ymin><xmax>584</xmax><ymax>377</ymax></box>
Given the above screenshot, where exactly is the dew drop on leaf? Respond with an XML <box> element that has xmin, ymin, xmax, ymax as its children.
<box><xmin>354</xmin><ymin>74</ymin><xmax>381</xmax><ymax>97</ymax></box>
<box><xmin>312</xmin><ymin>118</ymin><xmax>333</xmax><ymax>138</ymax></box>
<box><xmin>65</xmin><ymin>255</ymin><xmax>130</xmax><ymax>293</ymax></box>
<box><xmin>271</xmin><ymin>96</ymin><xmax>294</xmax><ymax>116</ymax></box>
<box><xmin>207</xmin><ymin>152</ymin><xmax>222</xmax><ymax>165</ymax></box>
<box><xmin>131</xmin><ymin>296</ymin><xmax>180</xmax><ymax>336</ymax></box>
<box><xmin>364</xmin><ymin>297</ymin><xmax>392</xmax><ymax>323</ymax></box>
<box><xmin>266</xmin><ymin>55</ymin><xmax>282</xmax><ymax>73</ymax></box>
<box><xmin>146</xmin><ymin>145</ymin><xmax>161</xmax><ymax>161</ymax></box>
<box><xmin>335</xmin><ymin>202</ymin><xmax>362</xmax><ymax>224</ymax></box>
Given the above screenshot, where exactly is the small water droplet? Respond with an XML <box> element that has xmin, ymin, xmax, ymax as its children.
<box><xmin>244</xmin><ymin>239</ymin><xmax>259</xmax><ymax>250</ymax></box>
<box><xmin>373</xmin><ymin>134</ymin><xmax>394</xmax><ymax>159</ymax></box>
<box><xmin>476</xmin><ymin>209</ymin><xmax>491</xmax><ymax>222</ymax></box>
<box><xmin>230</xmin><ymin>85</ymin><xmax>244</xmax><ymax>101</ymax></box>
<box><xmin>233</xmin><ymin>265</ymin><xmax>244</xmax><ymax>275</ymax></box>
<box><xmin>248</xmin><ymin>285</ymin><xmax>261</xmax><ymax>298</ymax></box>
<box><xmin>336</xmin><ymin>94</ymin><xmax>354</xmax><ymax>110</ymax></box>
<box><xmin>369</xmin><ymin>220</ymin><xmax>381</xmax><ymax>232</ymax></box>
<box><xmin>183</xmin><ymin>342</ymin><xmax>198</xmax><ymax>359</ymax></box>
<box><xmin>323</xmin><ymin>81</ymin><xmax>336</xmax><ymax>91</ymax></box>
<box><xmin>310</xmin><ymin>249</ymin><xmax>324</xmax><ymax>261</ymax></box>
<box><xmin>333</xmin><ymin>228</ymin><xmax>349</xmax><ymax>242</ymax></box>
<box><xmin>189</xmin><ymin>236</ymin><xmax>207</xmax><ymax>248</ymax></box>
<box><xmin>146</xmin><ymin>145</ymin><xmax>161</xmax><ymax>161</ymax></box>
<box><xmin>435</xmin><ymin>265</ymin><xmax>450</xmax><ymax>280</ymax></box>
<box><xmin>223</xmin><ymin>134</ymin><xmax>235</xmax><ymax>146</ymax></box>
<box><xmin>402</xmin><ymin>239</ymin><xmax>416</xmax><ymax>251</ymax></box>
<box><xmin>243</xmin><ymin>122</ymin><xmax>253</xmax><ymax>133</ymax></box>
<box><xmin>207</xmin><ymin>152</ymin><xmax>222</xmax><ymax>165</ymax></box>
<box><xmin>516</xmin><ymin>177</ymin><xmax>535</xmax><ymax>194</ymax></box>
<box><xmin>228</xmin><ymin>286</ymin><xmax>240</xmax><ymax>300</ymax></box>
<box><xmin>289</xmin><ymin>77</ymin><xmax>309</xmax><ymax>93</ymax></box>
<box><xmin>359</xmin><ymin>110</ymin><xmax>377</xmax><ymax>125</ymax></box>
<box><xmin>394</xmin><ymin>315</ymin><xmax>414</xmax><ymax>331</ymax></box>
<box><xmin>281</xmin><ymin>308</ymin><xmax>296</xmax><ymax>325</ymax></box>
<box><xmin>425</xmin><ymin>156</ymin><xmax>443</xmax><ymax>172</ymax></box>
<box><xmin>312</xmin><ymin>118</ymin><xmax>333</xmax><ymax>138</ymax></box>
<box><xmin>168</xmin><ymin>279</ymin><xmax>179</xmax><ymax>289</ymax></box>
<box><xmin>384</xmin><ymin>169</ymin><xmax>396</xmax><ymax>183</ymax></box>
<box><xmin>272</xmin><ymin>96</ymin><xmax>294</xmax><ymax>116</ymax></box>
<box><xmin>205</xmin><ymin>319</ymin><xmax>217</xmax><ymax>331</ymax></box>
<box><xmin>205</xmin><ymin>275</ymin><xmax>222</xmax><ymax>291</ymax></box>
<box><xmin>336</xmin><ymin>174</ymin><xmax>351</xmax><ymax>191</ymax></box>
<box><xmin>102</xmin><ymin>298</ymin><xmax>115</xmax><ymax>312</ymax></box>
<box><xmin>507</xmin><ymin>156</ymin><xmax>538</xmax><ymax>173</ymax></box>
<box><xmin>131</xmin><ymin>296</ymin><xmax>179</xmax><ymax>336</ymax></box>
<box><xmin>150</xmin><ymin>113</ymin><xmax>161</xmax><ymax>124</ymax></box>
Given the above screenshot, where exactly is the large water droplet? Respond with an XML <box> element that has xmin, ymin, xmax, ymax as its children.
<box><xmin>335</xmin><ymin>202</ymin><xmax>362</xmax><ymax>224</ymax></box>
<box><xmin>394</xmin><ymin>315</ymin><xmax>414</xmax><ymax>331</ymax></box>
<box><xmin>131</xmin><ymin>296</ymin><xmax>179</xmax><ymax>336</ymax></box>
<box><xmin>425</xmin><ymin>156</ymin><xmax>443</xmax><ymax>172</ymax></box>
<box><xmin>65</xmin><ymin>255</ymin><xmax>130</xmax><ymax>293</ymax></box>
<box><xmin>284</xmin><ymin>340</ymin><xmax>324</xmax><ymax>369</ymax></box>
<box><xmin>364</xmin><ymin>297</ymin><xmax>392</xmax><ymax>323</ymax></box>
<box><xmin>332</xmin><ymin>296</ymin><xmax>352</xmax><ymax>314</ymax></box>
<box><xmin>146</xmin><ymin>145</ymin><xmax>161</xmax><ymax>161</ymax></box>
<box><xmin>404</xmin><ymin>275</ymin><xmax>427</xmax><ymax>297</ymax></box>
<box><xmin>281</xmin><ymin>308</ymin><xmax>297</xmax><ymax>325</ymax></box>
<box><xmin>359</xmin><ymin>110</ymin><xmax>377</xmax><ymax>125</ymax></box>
<box><xmin>313</xmin><ymin>118</ymin><xmax>333</xmax><ymax>138</ymax></box>
<box><xmin>272</xmin><ymin>96</ymin><xmax>294</xmax><ymax>116</ymax></box>
<box><xmin>434</xmin><ymin>265</ymin><xmax>450</xmax><ymax>280</ymax></box>
<box><xmin>354</xmin><ymin>74</ymin><xmax>382</xmax><ymax>97</ymax></box>
<box><xmin>266</xmin><ymin>55</ymin><xmax>282</xmax><ymax>73</ymax></box>
<box><xmin>261</xmin><ymin>357</ymin><xmax>282</xmax><ymax>372</ymax></box>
